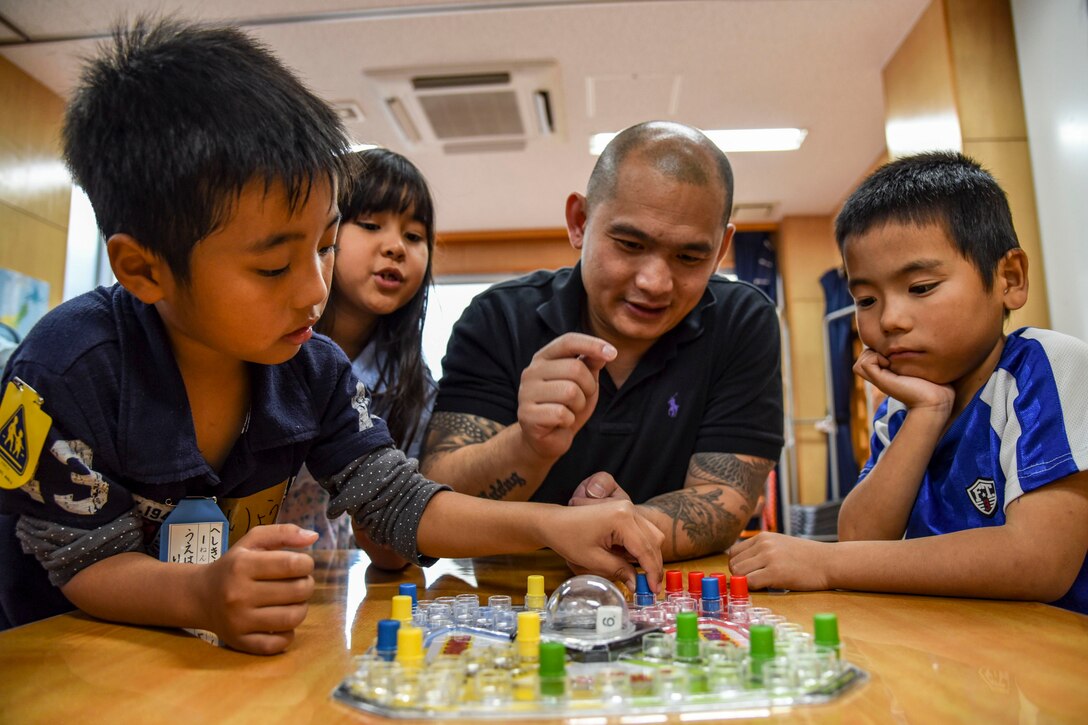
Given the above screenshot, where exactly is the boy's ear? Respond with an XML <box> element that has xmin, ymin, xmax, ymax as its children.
<box><xmin>997</xmin><ymin>248</ymin><xmax>1029</xmax><ymax>312</ymax></box>
<box><xmin>107</xmin><ymin>234</ymin><xmax>170</xmax><ymax>305</ymax></box>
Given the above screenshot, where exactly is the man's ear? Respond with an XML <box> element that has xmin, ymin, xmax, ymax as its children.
<box><xmin>716</xmin><ymin>223</ymin><xmax>736</xmax><ymax>267</ymax></box>
<box><xmin>107</xmin><ymin>234</ymin><xmax>170</xmax><ymax>304</ymax></box>
<box><xmin>997</xmin><ymin>248</ymin><xmax>1028</xmax><ymax>312</ymax></box>
<box><xmin>565</xmin><ymin>193</ymin><xmax>588</xmax><ymax>252</ymax></box>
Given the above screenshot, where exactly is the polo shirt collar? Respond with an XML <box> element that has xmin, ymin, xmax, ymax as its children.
<box><xmin>117</xmin><ymin>294</ymin><xmax>319</xmax><ymax>483</ymax></box>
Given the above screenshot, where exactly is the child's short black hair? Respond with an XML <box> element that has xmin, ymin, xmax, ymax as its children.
<box><xmin>835</xmin><ymin>151</ymin><xmax>1020</xmax><ymax>291</ymax></box>
<box><xmin>63</xmin><ymin>17</ymin><xmax>352</xmax><ymax>284</ymax></box>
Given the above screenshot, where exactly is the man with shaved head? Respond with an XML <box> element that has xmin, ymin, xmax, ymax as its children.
<box><xmin>422</xmin><ymin>121</ymin><xmax>783</xmax><ymax>563</ymax></box>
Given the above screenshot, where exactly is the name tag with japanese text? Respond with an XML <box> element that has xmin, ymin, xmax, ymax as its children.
<box><xmin>159</xmin><ymin>497</ymin><xmax>229</xmax><ymax>646</ymax></box>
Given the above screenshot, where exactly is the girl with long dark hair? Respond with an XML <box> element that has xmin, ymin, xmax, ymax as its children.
<box><xmin>280</xmin><ymin>148</ymin><xmax>437</xmax><ymax>563</ymax></box>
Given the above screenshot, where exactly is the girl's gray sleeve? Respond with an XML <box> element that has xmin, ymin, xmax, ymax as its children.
<box><xmin>322</xmin><ymin>446</ymin><xmax>449</xmax><ymax>566</ymax></box>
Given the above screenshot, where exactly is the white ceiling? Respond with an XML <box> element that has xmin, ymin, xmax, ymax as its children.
<box><xmin>0</xmin><ymin>0</ymin><xmax>930</xmax><ymax>232</ymax></box>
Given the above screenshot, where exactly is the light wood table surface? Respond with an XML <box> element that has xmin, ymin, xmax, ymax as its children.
<box><xmin>2</xmin><ymin>549</ymin><xmax>1086</xmax><ymax>723</ymax></box>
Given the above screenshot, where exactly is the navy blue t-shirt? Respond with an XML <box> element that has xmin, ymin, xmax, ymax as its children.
<box><xmin>0</xmin><ymin>285</ymin><xmax>393</xmax><ymax>625</ymax></box>
<box><xmin>434</xmin><ymin>265</ymin><xmax>784</xmax><ymax>504</ymax></box>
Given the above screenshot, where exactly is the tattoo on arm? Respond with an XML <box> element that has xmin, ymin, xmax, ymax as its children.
<box><xmin>643</xmin><ymin>487</ymin><xmax>743</xmax><ymax>556</ymax></box>
<box><xmin>423</xmin><ymin>412</ymin><xmax>505</xmax><ymax>457</ymax></box>
<box><xmin>477</xmin><ymin>472</ymin><xmax>527</xmax><ymax>500</ymax></box>
<box><xmin>688</xmin><ymin>452</ymin><xmax>775</xmax><ymax>508</ymax></box>
<box><xmin>642</xmin><ymin>453</ymin><xmax>776</xmax><ymax>556</ymax></box>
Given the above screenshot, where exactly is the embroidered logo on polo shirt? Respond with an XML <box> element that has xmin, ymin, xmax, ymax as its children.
<box><xmin>966</xmin><ymin>477</ymin><xmax>998</xmax><ymax>517</ymax></box>
<box><xmin>667</xmin><ymin>393</ymin><xmax>680</xmax><ymax>419</ymax></box>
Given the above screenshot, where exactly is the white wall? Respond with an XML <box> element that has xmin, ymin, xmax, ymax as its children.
<box><xmin>1011</xmin><ymin>0</ymin><xmax>1088</xmax><ymax>340</ymax></box>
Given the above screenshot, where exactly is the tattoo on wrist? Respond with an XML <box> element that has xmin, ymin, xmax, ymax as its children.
<box><xmin>689</xmin><ymin>452</ymin><xmax>774</xmax><ymax>506</ymax></box>
<box><xmin>477</xmin><ymin>472</ymin><xmax>527</xmax><ymax>500</ymax></box>
<box><xmin>424</xmin><ymin>412</ymin><xmax>505</xmax><ymax>455</ymax></box>
<box><xmin>643</xmin><ymin>487</ymin><xmax>743</xmax><ymax>554</ymax></box>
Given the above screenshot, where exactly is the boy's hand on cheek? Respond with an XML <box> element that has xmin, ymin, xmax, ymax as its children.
<box><xmin>200</xmin><ymin>524</ymin><xmax>318</xmax><ymax>655</ymax></box>
<box><xmin>854</xmin><ymin>349</ymin><xmax>954</xmax><ymax>416</ymax></box>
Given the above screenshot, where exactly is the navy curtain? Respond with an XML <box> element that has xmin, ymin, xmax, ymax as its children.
<box><xmin>732</xmin><ymin>232</ymin><xmax>777</xmax><ymax>304</ymax></box>
<box><xmin>734</xmin><ymin>231</ymin><xmax>781</xmax><ymax>528</ymax></box>
<box><xmin>819</xmin><ymin>268</ymin><xmax>859</xmax><ymax>499</ymax></box>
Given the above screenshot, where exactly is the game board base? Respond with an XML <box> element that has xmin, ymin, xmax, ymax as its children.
<box><xmin>333</xmin><ymin>659</ymin><xmax>867</xmax><ymax>719</ymax></box>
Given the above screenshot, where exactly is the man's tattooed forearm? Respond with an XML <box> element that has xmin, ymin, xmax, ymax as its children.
<box><xmin>643</xmin><ymin>487</ymin><xmax>743</xmax><ymax>555</ymax></box>
<box><xmin>689</xmin><ymin>453</ymin><xmax>774</xmax><ymax>506</ymax></box>
<box><xmin>423</xmin><ymin>412</ymin><xmax>505</xmax><ymax>455</ymax></box>
<box><xmin>477</xmin><ymin>472</ymin><xmax>527</xmax><ymax>500</ymax></box>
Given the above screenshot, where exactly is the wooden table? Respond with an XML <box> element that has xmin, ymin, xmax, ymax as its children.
<box><xmin>2</xmin><ymin>549</ymin><xmax>1086</xmax><ymax>723</ymax></box>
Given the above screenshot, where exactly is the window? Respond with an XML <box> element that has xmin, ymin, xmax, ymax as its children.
<box><xmin>421</xmin><ymin>277</ymin><xmax>509</xmax><ymax>381</ymax></box>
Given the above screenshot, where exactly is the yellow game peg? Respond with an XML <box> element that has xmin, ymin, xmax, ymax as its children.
<box><xmin>395</xmin><ymin>625</ymin><xmax>423</xmax><ymax>668</ymax></box>
<box><xmin>516</xmin><ymin>610</ymin><xmax>541</xmax><ymax>665</ymax></box>
<box><xmin>390</xmin><ymin>594</ymin><xmax>413</xmax><ymax>624</ymax></box>
<box><xmin>525</xmin><ymin>574</ymin><xmax>546</xmax><ymax>611</ymax></box>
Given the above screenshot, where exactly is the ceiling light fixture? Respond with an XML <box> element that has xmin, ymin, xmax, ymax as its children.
<box><xmin>589</xmin><ymin>127</ymin><xmax>807</xmax><ymax>156</ymax></box>
<box><xmin>885</xmin><ymin>114</ymin><xmax>961</xmax><ymax>157</ymax></box>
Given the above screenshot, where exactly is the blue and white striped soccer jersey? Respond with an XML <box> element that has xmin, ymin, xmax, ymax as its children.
<box><xmin>860</xmin><ymin>327</ymin><xmax>1088</xmax><ymax>613</ymax></box>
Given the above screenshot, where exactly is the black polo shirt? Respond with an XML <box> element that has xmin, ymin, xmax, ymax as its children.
<box><xmin>434</xmin><ymin>264</ymin><xmax>784</xmax><ymax>504</ymax></box>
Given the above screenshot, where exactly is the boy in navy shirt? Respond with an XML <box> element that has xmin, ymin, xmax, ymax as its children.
<box><xmin>0</xmin><ymin>18</ymin><xmax>662</xmax><ymax>653</ymax></box>
<box><xmin>729</xmin><ymin>152</ymin><xmax>1088</xmax><ymax>613</ymax></box>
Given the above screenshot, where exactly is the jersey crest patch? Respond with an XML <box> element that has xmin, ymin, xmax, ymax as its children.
<box><xmin>966</xmin><ymin>478</ymin><xmax>998</xmax><ymax>517</ymax></box>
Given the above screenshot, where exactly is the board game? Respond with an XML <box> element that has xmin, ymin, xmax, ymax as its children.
<box><xmin>333</xmin><ymin>571</ymin><xmax>866</xmax><ymax>719</ymax></box>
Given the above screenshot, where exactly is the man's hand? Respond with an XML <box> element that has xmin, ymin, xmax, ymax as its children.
<box><xmin>568</xmin><ymin>471</ymin><xmax>632</xmax><ymax>506</ymax></box>
<box><xmin>727</xmin><ymin>532</ymin><xmax>833</xmax><ymax>591</ymax></box>
<box><xmin>517</xmin><ymin>333</ymin><xmax>616</xmax><ymax>460</ymax></box>
<box><xmin>854</xmin><ymin>348</ymin><xmax>954</xmax><ymax>416</ymax></box>
<box><xmin>541</xmin><ymin>500</ymin><xmax>664</xmax><ymax>594</ymax></box>
<box><xmin>199</xmin><ymin>524</ymin><xmax>318</xmax><ymax>655</ymax></box>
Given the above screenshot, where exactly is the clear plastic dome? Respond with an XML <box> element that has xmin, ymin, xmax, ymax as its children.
<box><xmin>542</xmin><ymin>574</ymin><xmax>633</xmax><ymax>639</ymax></box>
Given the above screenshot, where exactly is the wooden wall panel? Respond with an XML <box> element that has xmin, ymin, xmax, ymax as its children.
<box><xmin>882</xmin><ymin>0</ymin><xmax>961</xmax><ymax>158</ymax></box>
<box><xmin>946</xmin><ymin>0</ymin><xmax>1048</xmax><ymax>329</ymax></box>
<box><xmin>777</xmin><ymin>215</ymin><xmax>842</xmax><ymax>505</ymax></box>
<box><xmin>945</xmin><ymin>0</ymin><xmax>1028</xmax><ymax>140</ymax></box>
<box><xmin>0</xmin><ymin>56</ymin><xmax>71</xmax><ymax>309</ymax></box>
<box><xmin>433</xmin><ymin>228</ymin><xmax>577</xmax><ymax>277</ymax></box>
<box><xmin>962</xmin><ymin>138</ymin><xmax>1048</xmax><ymax>329</ymax></box>
<box><xmin>0</xmin><ymin>203</ymin><xmax>69</xmax><ymax>306</ymax></box>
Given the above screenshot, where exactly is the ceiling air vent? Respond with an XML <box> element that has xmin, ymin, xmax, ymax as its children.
<box><xmin>330</xmin><ymin>101</ymin><xmax>365</xmax><ymax>124</ymax></box>
<box><xmin>368</xmin><ymin>62</ymin><xmax>562</xmax><ymax>152</ymax></box>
